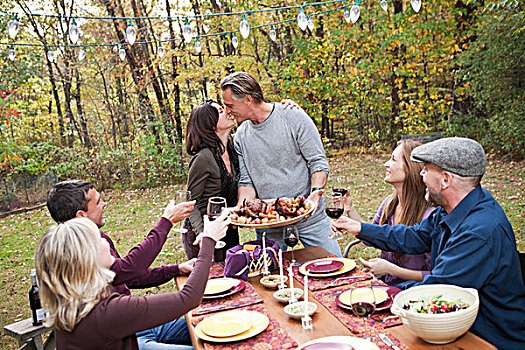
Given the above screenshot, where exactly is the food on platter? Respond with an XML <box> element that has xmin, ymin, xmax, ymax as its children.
<box><xmin>230</xmin><ymin>196</ymin><xmax>313</xmax><ymax>226</ymax></box>
<box><xmin>403</xmin><ymin>294</ymin><xmax>469</xmax><ymax>314</ymax></box>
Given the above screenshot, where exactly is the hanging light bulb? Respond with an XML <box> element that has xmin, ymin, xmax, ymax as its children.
<box><xmin>158</xmin><ymin>42</ymin><xmax>165</xmax><ymax>57</ymax></box>
<box><xmin>411</xmin><ymin>0</ymin><xmax>422</xmax><ymax>13</ymax></box>
<box><xmin>195</xmin><ymin>38</ymin><xmax>202</xmax><ymax>53</ymax></box>
<box><xmin>297</xmin><ymin>7</ymin><xmax>308</xmax><ymax>31</ymax></box>
<box><xmin>307</xmin><ymin>15</ymin><xmax>314</xmax><ymax>31</ymax></box>
<box><xmin>269</xmin><ymin>24</ymin><xmax>277</xmax><ymax>42</ymax></box>
<box><xmin>343</xmin><ymin>7</ymin><xmax>351</xmax><ymax>23</ymax></box>
<box><xmin>232</xmin><ymin>32</ymin><xmax>238</xmax><ymax>49</ymax></box>
<box><xmin>78</xmin><ymin>46</ymin><xmax>86</xmax><ymax>61</ymax></box>
<box><xmin>381</xmin><ymin>0</ymin><xmax>388</xmax><ymax>12</ymax></box>
<box><xmin>183</xmin><ymin>17</ymin><xmax>193</xmax><ymax>43</ymax></box>
<box><xmin>69</xmin><ymin>18</ymin><xmax>80</xmax><ymax>44</ymax></box>
<box><xmin>119</xmin><ymin>45</ymin><xmax>126</xmax><ymax>61</ymax></box>
<box><xmin>8</xmin><ymin>45</ymin><xmax>16</xmax><ymax>61</ymax></box>
<box><xmin>126</xmin><ymin>19</ymin><xmax>137</xmax><ymax>45</ymax></box>
<box><xmin>239</xmin><ymin>14</ymin><xmax>250</xmax><ymax>39</ymax></box>
<box><xmin>8</xmin><ymin>14</ymin><xmax>20</xmax><ymax>39</ymax></box>
<box><xmin>350</xmin><ymin>4</ymin><xmax>361</xmax><ymax>24</ymax></box>
<box><xmin>47</xmin><ymin>49</ymin><xmax>56</xmax><ymax>62</ymax></box>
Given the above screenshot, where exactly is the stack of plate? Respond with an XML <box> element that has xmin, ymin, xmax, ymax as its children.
<box><xmin>203</xmin><ymin>278</ymin><xmax>246</xmax><ymax>300</ymax></box>
<box><xmin>195</xmin><ymin>310</ymin><xmax>270</xmax><ymax>342</ymax></box>
<box><xmin>337</xmin><ymin>286</ymin><xmax>399</xmax><ymax>312</ymax></box>
<box><xmin>299</xmin><ymin>258</ymin><xmax>356</xmax><ymax>277</ymax></box>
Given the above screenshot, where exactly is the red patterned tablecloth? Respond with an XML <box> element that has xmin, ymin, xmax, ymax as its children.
<box><xmin>191</xmin><ymin>304</ymin><xmax>298</xmax><ymax>350</ymax></box>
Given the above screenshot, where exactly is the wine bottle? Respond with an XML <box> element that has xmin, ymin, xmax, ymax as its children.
<box><xmin>29</xmin><ymin>269</ymin><xmax>45</xmax><ymax>326</ymax></box>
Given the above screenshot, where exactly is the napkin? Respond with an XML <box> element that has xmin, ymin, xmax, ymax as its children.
<box><xmin>191</xmin><ymin>304</ymin><xmax>298</xmax><ymax>350</ymax></box>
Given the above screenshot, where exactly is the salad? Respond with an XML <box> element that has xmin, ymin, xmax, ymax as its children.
<box><xmin>403</xmin><ymin>294</ymin><xmax>469</xmax><ymax>314</ymax></box>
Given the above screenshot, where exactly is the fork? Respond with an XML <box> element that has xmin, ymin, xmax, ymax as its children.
<box><xmin>321</xmin><ymin>273</ymin><xmax>374</xmax><ymax>285</ymax></box>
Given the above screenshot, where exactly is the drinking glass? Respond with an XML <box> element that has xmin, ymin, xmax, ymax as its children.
<box><xmin>207</xmin><ymin>197</ymin><xmax>227</xmax><ymax>249</ymax></box>
<box><xmin>332</xmin><ymin>175</ymin><xmax>348</xmax><ymax>196</ymax></box>
<box><xmin>283</xmin><ymin>226</ymin><xmax>300</xmax><ymax>266</ymax></box>
<box><xmin>350</xmin><ymin>284</ymin><xmax>377</xmax><ymax>340</ymax></box>
<box><xmin>173</xmin><ymin>190</ymin><xmax>191</xmax><ymax>233</ymax></box>
<box><xmin>325</xmin><ymin>192</ymin><xmax>344</xmax><ymax>240</ymax></box>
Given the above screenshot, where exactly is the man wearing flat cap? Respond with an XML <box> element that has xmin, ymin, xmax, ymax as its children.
<box><xmin>332</xmin><ymin>137</ymin><xmax>525</xmax><ymax>349</ymax></box>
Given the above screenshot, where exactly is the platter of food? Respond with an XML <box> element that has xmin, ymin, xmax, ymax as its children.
<box><xmin>230</xmin><ymin>197</ymin><xmax>315</xmax><ymax>228</ymax></box>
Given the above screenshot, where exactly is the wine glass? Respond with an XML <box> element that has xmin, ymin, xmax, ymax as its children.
<box><xmin>173</xmin><ymin>190</ymin><xmax>191</xmax><ymax>233</ymax></box>
<box><xmin>207</xmin><ymin>197</ymin><xmax>227</xmax><ymax>250</ymax></box>
<box><xmin>350</xmin><ymin>284</ymin><xmax>377</xmax><ymax>340</ymax></box>
<box><xmin>283</xmin><ymin>226</ymin><xmax>300</xmax><ymax>266</ymax></box>
<box><xmin>325</xmin><ymin>192</ymin><xmax>344</xmax><ymax>240</ymax></box>
<box><xmin>332</xmin><ymin>175</ymin><xmax>348</xmax><ymax>196</ymax></box>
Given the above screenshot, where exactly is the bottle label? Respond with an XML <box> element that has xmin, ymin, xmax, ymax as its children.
<box><xmin>36</xmin><ymin>308</ymin><xmax>45</xmax><ymax>321</ymax></box>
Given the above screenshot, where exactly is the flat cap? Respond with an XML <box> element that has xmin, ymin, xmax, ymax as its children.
<box><xmin>410</xmin><ymin>137</ymin><xmax>486</xmax><ymax>176</ymax></box>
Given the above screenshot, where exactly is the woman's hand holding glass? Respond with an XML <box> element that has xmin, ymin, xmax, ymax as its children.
<box><xmin>162</xmin><ymin>199</ymin><xmax>196</xmax><ymax>224</ymax></box>
<box><xmin>193</xmin><ymin>210</ymin><xmax>230</xmax><ymax>246</ymax></box>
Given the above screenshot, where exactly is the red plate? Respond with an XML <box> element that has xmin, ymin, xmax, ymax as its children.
<box><xmin>336</xmin><ymin>285</ymin><xmax>402</xmax><ymax>312</ymax></box>
<box><xmin>202</xmin><ymin>279</ymin><xmax>246</xmax><ymax>300</ymax></box>
<box><xmin>305</xmin><ymin>259</ymin><xmax>345</xmax><ymax>274</ymax></box>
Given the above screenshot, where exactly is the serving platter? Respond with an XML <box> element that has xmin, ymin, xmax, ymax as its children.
<box><xmin>232</xmin><ymin>199</ymin><xmax>315</xmax><ymax>229</ymax></box>
<box><xmin>299</xmin><ymin>258</ymin><xmax>356</xmax><ymax>278</ymax></box>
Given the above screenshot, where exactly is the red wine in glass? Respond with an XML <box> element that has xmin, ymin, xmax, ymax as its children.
<box><xmin>332</xmin><ymin>188</ymin><xmax>348</xmax><ymax>196</ymax></box>
<box><xmin>326</xmin><ymin>207</ymin><xmax>344</xmax><ymax>219</ymax></box>
<box><xmin>284</xmin><ymin>236</ymin><xmax>299</xmax><ymax>247</ymax></box>
<box><xmin>351</xmin><ymin>302</ymin><xmax>375</xmax><ymax>317</ymax></box>
<box><xmin>283</xmin><ymin>226</ymin><xmax>299</xmax><ymax>265</ymax></box>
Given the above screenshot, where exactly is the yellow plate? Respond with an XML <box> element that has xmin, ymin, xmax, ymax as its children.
<box><xmin>204</xmin><ymin>278</ymin><xmax>234</xmax><ymax>295</ymax></box>
<box><xmin>299</xmin><ymin>258</ymin><xmax>356</xmax><ymax>277</ymax></box>
<box><xmin>199</xmin><ymin>310</ymin><xmax>253</xmax><ymax>338</ymax></box>
<box><xmin>298</xmin><ymin>336</ymin><xmax>380</xmax><ymax>350</ymax></box>
<box><xmin>339</xmin><ymin>287</ymin><xmax>389</xmax><ymax>306</ymax></box>
<box><xmin>195</xmin><ymin>311</ymin><xmax>270</xmax><ymax>343</ymax></box>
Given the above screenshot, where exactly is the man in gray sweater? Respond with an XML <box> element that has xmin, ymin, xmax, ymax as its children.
<box><xmin>220</xmin><ymin>72</ymin><xmax>341</xmax><ymax>257</ymax></box>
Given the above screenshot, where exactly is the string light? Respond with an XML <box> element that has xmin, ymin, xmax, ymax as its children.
<box><xmin>239</xmin><ymin>13</ymin><xmax>250</xmax><ymax>39</ymax></box>
<box><xmin>350</xmin><ymin>4</ymin><xmax>360</xmax><ymax>23</ymax></box>
<box><xmin>78</xmin><ymin>46</ymin><xmax>86</xmax><ymax>61</ymax></box>
<box><xmin>119</xmin><ymin>45</ymin><xmax>126</xmax><ymax>60</ymax></box>
<box><xmin>380</xmin><ymin>0</ymin><xmax>388</xmax><ymax>12</ymax></box>
<box><xmin>297</xmin><ymin>7</ymin><xmax>308</xmax><ymax>31</ymax></box>
<box><xmin>47</xmin><ymin>48</ymin><xmax>56</xmax><ymax>62</ymax></box>
<box><xmin>8</xmin><ymin>45</ymin><xmax>16</xmax><ymax>61</ymax></box>
<box><xmin>232</xmin><ymin>32</ymin><xmax>238</xmax><ymax>48</ymax></box>
<box><xmin>195</xmin><ymin>38</ymin><xmax>202</xmax><ymax>53</ymax></box>
<box><xmin>411</xmin><ymin>0</ymin><xmax>422</xmax><ymax>13</ymax></box>
<box><xmin>183</xmin><ymin>17</ymin><xmax>192</xmax><ymax>43</ymax></box>
<box><xmin>158</xmin><ymin>42</ymin><xmax>164</xmax><ymax>57</ymax></box>
<box><xmin>126</xmin><ymin>19</ymin><xmax>137</xmax><ymax>45</ymax></box>
<box><xmin>343</xmin><ymin>7</ymin><xmax>351</xmax><ymax>23</ymax></box>
<box><xmin>69</xmin><ymin>19</ymin><xmax>80</xmax><ymax>44</ymax></box>
<box><xmin>8</xmin><ymin>14</ymin><xmax>20</xmax><ymax>39</ymax></box>
<box><xmin>269</xmin><ymin>24</ymin><xmax>277</xmax><ymax>41</ymax></box>
<box><xmin>307</xmin><ymin>15</ymin><xmax>314</xmax><ymax>31</ymax></box>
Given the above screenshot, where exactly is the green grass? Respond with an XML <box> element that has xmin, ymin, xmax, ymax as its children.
<box><xmin>1</xmin><ymin>151</ymin><xmax>523</xmax><ymax>349</ymax></box>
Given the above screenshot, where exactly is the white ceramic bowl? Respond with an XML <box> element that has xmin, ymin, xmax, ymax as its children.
<box><xmin>391</xmin><ymin>284</ymin><xmax>479</xmax><ymax>344</ymax></box>
<box><xmin>260</xmin><ymin>274</ymin><xmax>288</xmax><ymax>289</ymax></box>
<box><xmin>273</xmin><ymin>288</ymin><xmax>304</xmax><ymax>303</ymax></box>
<box><xmin>284</xmin><ymin>301</ymin><xmax>317</xmax><ymax>319</ymax></box>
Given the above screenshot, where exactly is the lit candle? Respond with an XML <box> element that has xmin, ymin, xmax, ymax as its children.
<box><xmin>262</xmin><ymin>233</ymin><xmax>268</xmax><ymax>275</ymax></box>
<box><xmin>304</xmin><ymin>275</ymin><xmax>309</xmax><ymax>317</ymax></box>
<box><xmin>278</xmin><ymin>249</ymin><xmax>285</xmax><ymax>289</ymax></box>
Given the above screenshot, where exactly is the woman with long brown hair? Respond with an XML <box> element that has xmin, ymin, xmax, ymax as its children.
<box><xmin>343</xmin><ymin>139</ymin><xmax>435</xmax><ymax>287</ymax></box>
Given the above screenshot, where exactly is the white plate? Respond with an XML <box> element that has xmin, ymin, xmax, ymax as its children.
<box><xmin>298</xmin><ymin>336</ymin><xmax>380</xmax><ymax>350</ymax></box>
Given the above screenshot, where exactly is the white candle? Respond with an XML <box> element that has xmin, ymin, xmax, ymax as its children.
<box><xmin>278</xmin><ymin>250</ymin><xmax>285</xmax><ymax>289</ymax></box>
<box><xmin>288</xmin><ymin>265</ymin><xmax>294</xmax><ymax>291</ymax></box>
<box><xmin>262</xmin><ymin>233</ymin><xmax>268</xmax><ymax>274</ymax></box>
<box><xmin>304</xmin><ymin>275</ymin><xmax>309</xmax><ymax>317</ymax></box>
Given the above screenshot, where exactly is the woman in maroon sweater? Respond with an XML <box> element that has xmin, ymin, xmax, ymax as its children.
<box><xmin>35</xmin><ymin>213</ymin><xmax>230</xmax><ymax>350</ymax></box>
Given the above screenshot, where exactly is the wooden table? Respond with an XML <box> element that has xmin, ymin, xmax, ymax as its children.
<box><xmin>175</xmin><ymin>247</ymin><xmax>496</xmax><ymax>350</ymax></box>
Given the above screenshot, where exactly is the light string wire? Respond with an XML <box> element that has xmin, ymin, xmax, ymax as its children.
<box><xmin>0</xmin><ymin>2</ymin><xmax>361</xmax><ymax>48</ymax></box>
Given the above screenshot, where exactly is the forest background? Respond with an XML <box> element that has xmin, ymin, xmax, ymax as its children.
<box><xmin>0</xmin><ymin>0</ymin><xmax>523</xmax><ymax>191</ymax></box>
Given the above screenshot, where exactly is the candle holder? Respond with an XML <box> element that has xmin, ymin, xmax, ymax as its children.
<box><xmin>301</xmin><ymin>315</ymin><xmax>313</xmax><ymax>330</ymax></box>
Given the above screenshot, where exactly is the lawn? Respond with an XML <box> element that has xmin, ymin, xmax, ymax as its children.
<box><xmin>0</xmin><ymin>150</ymin><xmax>523</xmax><ymax>349</ymax></box>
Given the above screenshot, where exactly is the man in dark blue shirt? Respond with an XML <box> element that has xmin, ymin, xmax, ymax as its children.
<box><xmin>333</xmin><ymin>137</ymin><xmax>525</xmax><ymax>349</ymax></box>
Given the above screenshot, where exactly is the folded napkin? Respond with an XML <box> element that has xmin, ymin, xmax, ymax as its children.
<box><xmin>283</xmin><ymin>260</ymin><xmax>373</xmax><ymax>291</ymax></box>
<box><xmin>192</xmin><ymin>281</ymin><xmax>263</xmax><ymax>316</ymax></box>
<box><xmin>191</xmin><ymin>304</ymin><xmax>298</xmax><ymax>350</ymax></box>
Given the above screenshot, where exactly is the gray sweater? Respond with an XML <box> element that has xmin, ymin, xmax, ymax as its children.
<box><xmin>234</xmin><ymin>103</ymin><xmax>330</xmax><ymax>226</ymax></box>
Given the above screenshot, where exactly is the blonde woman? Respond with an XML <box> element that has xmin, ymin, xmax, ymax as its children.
<box><xmin>342</xmin><ymin>140</ymin><xmax>435</xmax><ymax>287</ymax></box>
<box><xmin>35</xmin><ymin>214</ymin><xmax>229</xmax><ymax>349</ymax></box>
